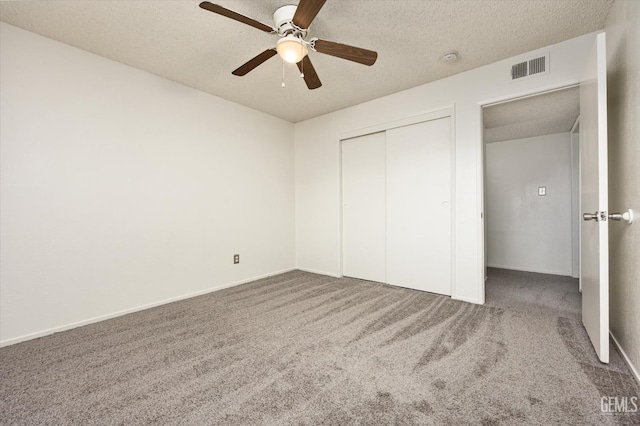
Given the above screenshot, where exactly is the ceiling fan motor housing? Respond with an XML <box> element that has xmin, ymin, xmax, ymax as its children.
<box><xmin>274</xmin><ymin>5</ymin><xmax>307</xmax><ymax>37</ymax></box>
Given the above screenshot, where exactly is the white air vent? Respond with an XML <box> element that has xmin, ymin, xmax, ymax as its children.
<box><xmin>529</xmin><ymin>56</ymin><xmax>546</xmax><ymax>75</ymax></box>
<box><xmin>511</xmin><ymin>61</ymin><xmax>528</xmax><ymax>79</ymax></box>
<box><xmin>510</xmin><ymin>53</ymin><xmax>549</xmax><ymax>81</ymax></box>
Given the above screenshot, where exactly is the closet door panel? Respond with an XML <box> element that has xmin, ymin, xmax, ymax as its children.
<box><xmin>342</xmin><ymin>132</ymin><xmax>386</xmax><ymax>282</ymax></box>
<box><xmin>386</xmin><ymin>118</ymin><xmax>452</xmax><ymax>295</ymax></box>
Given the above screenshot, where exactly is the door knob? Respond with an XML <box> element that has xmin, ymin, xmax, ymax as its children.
<box><xmin>583</xmin><ymin>212</ymin><xmax>599</xmax><ymax>221</ymax></box>
<box><xmin>608</xmin><ymin>209</ymin><xmax>634</xmax><ymax>224</ymax></box>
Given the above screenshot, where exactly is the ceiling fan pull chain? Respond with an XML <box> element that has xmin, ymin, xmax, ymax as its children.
<box><xmin>282</xmin><ymin>59</ymin><xmax>286</xmax><ymax>88</ymax></box>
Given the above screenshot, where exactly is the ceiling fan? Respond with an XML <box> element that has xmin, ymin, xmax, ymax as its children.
<box><xmin>199</xmin><ymin>0</ymin><xmax>378</xmax><ymax>90</ymax></box>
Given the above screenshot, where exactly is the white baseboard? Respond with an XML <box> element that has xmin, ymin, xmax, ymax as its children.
<box><xmin>487</xmin><ymin>263</ymin><xmax>572</xmax><ymax>277</ymax></box>
<box><xmin>0</xmin><ymin>268</ymin><xmax>295</xmax><ymax>348</ymax></box>
<box><xmin>295</xmin><ymin>267</ymin><xmax>341</xmax><ymax>278</ymax></box>
<box><xmin>296</xmin><ymin>269</ymin><xmax>483</xmax><ymax>306</ymax></box>
<box><xmin>452</xmin><ymin>295</ymin><xmax>483</xmax><ymax>305</ymax></box>
<box><xmin>610</xmin><ymin>331</ymin><xmax>640</xmax><ymax>385</ymax></box>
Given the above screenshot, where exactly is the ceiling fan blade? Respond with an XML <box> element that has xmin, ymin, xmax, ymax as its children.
<box><xmin>199</xmin><ymin>2</ymin><xmax>274</xmax><ymax>33</ymax></box>
<box><xmin>297</xmin><ymin>56</ymin><xmax>322</xmax><ymax>90</ymax></box>
<box><xmin>313</xmin><ymin>39</ymin><xmax>378</xmax><ymax>66</ymax></box>
<box><xmin>232</xmin><ymin>49</ymin><xmax>277</xmax><ymax>76</ymax></box>
<box><xmin>292</xmin><ymin>0</ymin><xmax>327</xmax><ymax>29</ymax></box>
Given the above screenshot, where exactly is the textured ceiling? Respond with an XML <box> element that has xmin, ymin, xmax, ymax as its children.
<box><xmin>483</xmin><ymin>86</ymin><xmax>580</xmax><ymax>143</ymax></box>
<box><xmin>0</xmin><ymin>0</ymin><xmax>613</xmax><ymax>122</ymax></box>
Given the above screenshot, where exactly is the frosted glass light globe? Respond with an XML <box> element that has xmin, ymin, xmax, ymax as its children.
<box><xmin>277</xmin><ymin>35</ymin><xmax>308</xmax><ymax>64</ymax></box>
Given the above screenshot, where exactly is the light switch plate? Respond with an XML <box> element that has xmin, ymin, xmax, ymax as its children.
<box><xmin>538</xmin><ymin>186</ymin><xmax>546</xmax><ymax>196</ymax></box>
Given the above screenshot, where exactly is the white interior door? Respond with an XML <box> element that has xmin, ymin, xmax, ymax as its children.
<box><xmin>386</xmin><ymin>118</ymin><xmax>452</xmax><ymax>295</ymax></box>
<box><xmin>580</xmin><ymin>32</ymin><xmax>609</xmax><ymax>363</ymax></box>
<box><xmin>342</xmin><ymin>132</ymin><xmax>386</xmax><ymax>282</ymax></box>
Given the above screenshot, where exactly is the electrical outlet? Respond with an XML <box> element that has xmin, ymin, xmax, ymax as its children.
<box><xmin>538</xmin><ymin>186</ymin><xmax>546</xmax><ymax>196</ymax></box>
<box><xmin>233</xmin><ymin>254</ymin><xmax>239</xmax><ymax>264</ymax></box>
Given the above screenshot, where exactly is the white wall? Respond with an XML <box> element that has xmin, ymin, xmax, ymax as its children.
<box><xmin>485</xmin><ymin>133</ymin><xmax>573</xmax><ymax>276</ymax></box>
<box><xmin>0</xmin><ymin>23</ymin><xmax>295</xmax><ymax>346</ymax></box>
<box><xmin>295</xmin><ymin>33</ymin><xmax>597</xmax><ymax>304</ymax></box>
<box><xmin>606</xmin><ymin>0</ymin><xmax>640</xmax><ymax>381</ymax></box>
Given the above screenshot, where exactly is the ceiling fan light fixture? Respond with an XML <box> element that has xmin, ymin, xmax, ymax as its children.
<box><xmin>276</xmin><ymin>35</ymin><xmax>308</xmax><ymax>64</ymax></box>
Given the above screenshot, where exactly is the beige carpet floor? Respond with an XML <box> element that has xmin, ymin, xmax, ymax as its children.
<box><xmin>1</xmin><ymin>270</ymin><xmax>638</xmax><ymax>425</ymax></box>
<box><xmin>485</xmin><ymin>267</ymin><xmax>582</xmax><ymax>319</ymax></box>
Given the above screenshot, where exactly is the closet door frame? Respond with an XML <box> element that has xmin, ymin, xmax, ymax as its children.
<box><xmin>338</xmin><ymin>106</ymin><xmax>456</xmax><ymax>295</ymax></box>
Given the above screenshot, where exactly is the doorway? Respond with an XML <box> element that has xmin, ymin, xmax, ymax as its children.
<box><xmin>481</xmin><ymin>86</ymin><xmax>581</xmax><ymax>316</ymax></box>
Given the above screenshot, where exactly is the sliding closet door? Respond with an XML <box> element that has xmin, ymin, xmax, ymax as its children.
<box><xmin>342</xmin><ymin>132</ymin><xmax>386</xmax><ymax>282</ymax></box>
<box><xmin>386</xmin><ymin>118</ymin><xmax>452</xmax><ymax>295</ymax></box>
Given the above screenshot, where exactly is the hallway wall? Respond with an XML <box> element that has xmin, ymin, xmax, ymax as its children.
<box><xmin>485</xmin><ymin>133</ymin><xmax>573</xmax><ymax>275</ymax></box>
